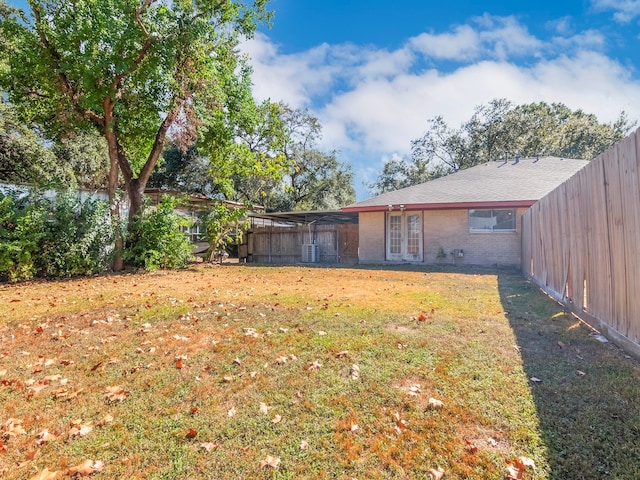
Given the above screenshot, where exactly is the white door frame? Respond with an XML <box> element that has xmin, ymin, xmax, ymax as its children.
<box><xmin>386</xmin><ymin>211</ymin><xmax>423</xmax><ymax>262</ymax></box>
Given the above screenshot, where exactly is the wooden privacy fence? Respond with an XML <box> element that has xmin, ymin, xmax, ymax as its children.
<box><xmin>244</xmin><ymin>224</ymin><xmax>359</xmax><ymax>265</ymax></box>
<box><xmin>522</xmin><ymin>128</ymin><xmax>640</xmax><ymax>355</ymax></box>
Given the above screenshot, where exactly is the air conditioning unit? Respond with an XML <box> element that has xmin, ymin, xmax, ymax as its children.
<box><xmin>301</xmin><ymin>244</ymin><xmax>320</xmax><ymax>263</ymax></box>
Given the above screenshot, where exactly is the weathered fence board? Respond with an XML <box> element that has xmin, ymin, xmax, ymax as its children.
<box><xmin>522</xmin><ymin>128</ymin><xmax>640</xmax><ymax>357</ymax></box>
<box><xmin>245</xmin><ymin>224</ymin><xmax>358</xmax><ymax>265</ymax></box>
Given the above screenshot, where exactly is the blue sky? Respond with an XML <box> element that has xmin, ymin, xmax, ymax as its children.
<box><xmin>9</xmin><ymin>1</ymin><xmax>640</xmax><ymax>200</ymax></box>
<box><xmin>245</xmin><ymin>0</ymin><xmax>640</xmax><ymax>199</ymax></box>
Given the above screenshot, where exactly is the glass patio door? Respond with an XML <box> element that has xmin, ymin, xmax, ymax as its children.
<box><xmin>386</xmin><ymin>212</ymin><xmax>423</xmax><ymax>261</ymax></box>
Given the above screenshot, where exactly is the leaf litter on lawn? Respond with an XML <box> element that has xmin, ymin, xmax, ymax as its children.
<box><xmin>1</xmin><ymin>265</ymin><xmax>639</xmax><ymax>479</ymax></box>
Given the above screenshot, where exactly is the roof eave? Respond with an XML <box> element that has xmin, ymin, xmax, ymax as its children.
<box><xmin>342</xmin><ymin>200</ymin><xmax>537</xmax><ymax>213</ymax></box>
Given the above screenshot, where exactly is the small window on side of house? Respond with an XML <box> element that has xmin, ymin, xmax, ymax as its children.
<box><xmin>469</xmin><ymin>209</ymin><xmax>516</xmax><ymax>232</ymax></box>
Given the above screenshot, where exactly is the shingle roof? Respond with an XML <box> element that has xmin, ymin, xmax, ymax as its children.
<box><xmin>343</xmin><ymin>157</ymin><xmax>588</xmax><ymax>212</ymax></box>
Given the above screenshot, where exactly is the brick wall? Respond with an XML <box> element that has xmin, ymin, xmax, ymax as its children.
<box><xmin>357</xmin><ymin>208</ymin><xmax>527</xmax><ymax>266</ymax></box>
<box><xmin>358</xmin><ymin>211</ymin><xmax>386</xmax><ymax>263</ymax></box>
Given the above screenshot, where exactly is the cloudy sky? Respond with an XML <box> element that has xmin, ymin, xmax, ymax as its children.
<box><xmin>242</xmin><ymin>0</ymin><xmax>640</xmax><ymax>199</ymax></box>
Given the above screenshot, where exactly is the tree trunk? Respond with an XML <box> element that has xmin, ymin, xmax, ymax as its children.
<box><xmin>103</xmin><ymin>113</ymin><xmax>124</xmax><ymax>271</ymax></box>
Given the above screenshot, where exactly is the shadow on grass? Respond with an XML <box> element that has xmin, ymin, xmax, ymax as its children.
<box><xmin>497</xmin><ymin>273</ymin><xmax>640</xmax><ymax>480</ymax></box>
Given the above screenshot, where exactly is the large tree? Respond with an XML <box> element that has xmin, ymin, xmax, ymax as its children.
<box><xmin>370</xmin><ymin>99</ymin><xmax>635</xmax><ymax>195</ymax></box>
<box><xmin>265</xmin><ymin>106</ymin><xmax>355</xmax><ymax>211</ymax></box>
<box><xmin>148</xmin><ymin>105</ymin><xmax>355</xmax><ymax>211</ymax></box>
<box><xmin>0</xmin><ymin>97</ymin><xmax>74</xmax><ymax>185</ymax></box>
<box><xmin>0</xmin><ymin>0</ymin><xmax>275</xmax><ymax>269</ymax></box>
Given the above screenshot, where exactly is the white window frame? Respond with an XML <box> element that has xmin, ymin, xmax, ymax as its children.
<box><xmin>468</xmin><ymin>209</ymin><xmax>516</xmax><ymax>233</ymax></box>
<box><xmin>386</xmin><ymin>211</ymin><xmax>423</xmax><ymax>261</ymax></box>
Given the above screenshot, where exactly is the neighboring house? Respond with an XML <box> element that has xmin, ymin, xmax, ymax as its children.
<box><xmin>342</xmin><ymin>157</ymin><xmax>588</xmax><ymax>267</ymax></box>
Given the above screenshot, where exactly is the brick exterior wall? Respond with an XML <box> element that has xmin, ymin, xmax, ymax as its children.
<box><xmin>358</xmin><ymin>211</ymin><xmax>386</xmax><ymax>263</ymax></box>
<box><xmin>357</xmin><ymin>208</ymin><xmax>527</xmax><ymax>267</ymax></box>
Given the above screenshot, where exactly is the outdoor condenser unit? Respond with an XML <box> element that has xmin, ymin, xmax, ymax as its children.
<box><xmin>301</xmin><ymin>244</ymin><xmax>320</xmax><ymax>263</ymax></box>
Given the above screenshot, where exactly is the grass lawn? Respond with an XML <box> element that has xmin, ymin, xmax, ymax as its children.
<box><xmin>1</xmin><ymin>264</ymin><xmax>639</xmax><ymax>479</ymax></box>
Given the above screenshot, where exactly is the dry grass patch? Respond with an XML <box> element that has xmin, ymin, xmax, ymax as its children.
<box><xmin>1</xmin><ymin>265</ymin><xmax>639</xmax><ymax>479</ymax></box>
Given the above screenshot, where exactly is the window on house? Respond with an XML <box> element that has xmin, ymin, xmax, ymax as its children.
<box><xmin>469</xmin><ymin>209</ymin><xmax>516</xmax><ymax>232</ymax></box>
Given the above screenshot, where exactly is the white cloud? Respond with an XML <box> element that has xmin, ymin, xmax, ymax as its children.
<box><xmin>591</xmin><ymin>0</ymin><xmax>640</xmax><ymax>22</ymax></box>
<box><xmin>409</xmin><ymin>16</ymin><xmax>543</xmax><ymax>62</ymax></box>
<box><xmin>241</xmin><ymin>16</ymin><xmax>640</xmax><ymax>199</ymax></box>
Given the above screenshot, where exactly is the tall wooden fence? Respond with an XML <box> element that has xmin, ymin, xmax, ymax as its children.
<box><xmin>522</xmin><ymin>128</ymin><xmax>640</xmax><ymax>356</ymax></box>
<box><xmin>244</xmin><ymin>224</ymin><xmax>359</xmax><ymax>265</ymax></box>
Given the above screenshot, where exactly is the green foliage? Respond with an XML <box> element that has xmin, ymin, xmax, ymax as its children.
<box><xmin>0</xmin><ymin>191</ymin><xmax>46</xmax><ymax>281</ymax></box>
<box><xmin>124</xmin><ymin>195</ymin><xmax>192</xmax><ymax>271</ymax></box>
<box><xmin>260</xmin><ymin>106</ymin><xmax>355</xmax><ymax>211</ymax></box>
<box><xmin>0</xmin><ymin>99</ymin><xmax>75</xmax><ymax>187</ymax></box>
<box><xmin>204</xmin><ymin>100</ymin><xmax>291</xmax><ymax>202</ymax></box>
<box><xmin>36</xmin><ymin>191</ymin><xmax>114</xmax><ymax>278</ymax></box>
<box><xmin>0</xmin><ymin>189</ymin><xmax>113</xmax><ymax>282</ymax></box>
<box><xmin>370</xmin><ymin>99</ymin><xmax>636</xmax><ymax>194</ymax></box>
<box><xmin>200</xmin><ymin>203</ymin><xmax>249</xmax><ymax>257</ymax></box>
<box><xmin>148</xmin><ymin>144</ymin><xmax>213</xmax><ymax>195</ymax></box>
<box><xmin>1</xmin><ymin>0</ymin><xmax>276</xmax><ymax>268</ymax></box>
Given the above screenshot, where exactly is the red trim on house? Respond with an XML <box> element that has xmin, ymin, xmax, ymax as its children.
<box><xmin>342</xmin><ymin>200</ymin><xmax>537</xmax><ymax>213</ymax></box>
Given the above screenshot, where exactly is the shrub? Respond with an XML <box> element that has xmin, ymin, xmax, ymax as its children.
<box><xmin>0</xmin><ymin>192</ymin><xmax>47</xmax><ymax>282</ymax></box>
<box><xmin>36</xmin><ymin>191</ymin><xmax>114</xmax><ymax>277</ymax></box>
<box><xmin>123</xmin><ymin>195</ymin><xmax>192</xmax><ymax>271</ymax></box>
<box><xmin>0</xmin><ymin>189</ymin><xmax>113</xmax><ymax>282</ymax></box>
<box><xmin>200</xmin><ymin>203</ymin><xmax>249</xmax><ymax>261</ymax></box>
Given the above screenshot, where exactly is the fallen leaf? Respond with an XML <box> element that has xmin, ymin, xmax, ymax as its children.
<box><xmin>529</xmin><ymin>377</ymin><xmax>542</xmax><ymax>383</ymax></box>
<box><xmin>25</xmin><ymin>449</ymin><xmax>38</xmax><ymax>461</ymax></box>
<box><xmin>335</xmin><ymin>350</ymin><xmax>349</xmax><ymax>358</ymax></box>
<box><xmin>271</xmin><ymin>414</ymin><xmax>282</xmax><ymax>424</ymax></box>
<box><xmin>29</xmin><ymin>468</ymin><xmax>61</xmax><ymax>480</ymax></box>
<box><xmin>392</xmin><ymin>412</ymin><xmax>407</xmax><ymax>432</ymax></box>
<box><xmin>577</xmin><ymin>370</ymin><xmax>586</xmax><ymax>376</ymax></box>
<box><xmin>104</xmin><ymin>385</ymin><xmax>129</xmax><ymax>402</ymax></box>
<box><xmin>350</xmin><ymin>423</ymin><xmax>359</xmax><ymax>432</ymax></box>
<box><xmin>200</xmin><ymin>441</ymin><xmax>219</xmax><ymax>452</ymax></box>
<box><xmin>227</xmin><ymin>407</ymin><xmax>237</xmax><ymax>417</ymax></box>
<box><xmin>317</xmin><ymin>330</ymin><xmax>327</xmax><ymax>335</ymax></box>
<box><xmin>259</xmin><ymin>402</ymin><xmax>270</xmax><ymax>414</ymax></box>
<box><xmin>67</xmin><ymin>459</ymin><xmax>104</xmax><ymax>476</ymax></box>
<box><xmin>95</xmin><ymin>414</ymin><xmax>113</xmax><ymax>427</ymax></box>
<box><xmin>407</xmin><ymin>384</ymin><xmax>421</xmax><ymax>396</ymax></box>
<box><xmin>308</xmin><ymin>360</ymin><xmax>322</xmax><ymax>371</ymax></box>
<box><xmin>260</xmin><ymin>455</ymin><xmax>281</xmax><ymax>469</ymax></box>
<box><xmin>506</xmin><ymin>456</ymin><xmax>536</xmax><ymax>479</ymax></box>
<box><xmin>69</xmin><ymin>420</ymin><xmax>93</xmax><ymax>437</ymax></box>
<box><xmin>35</xmin><ymin>429</ymin><xmax>58</xmax><ymax>446</ymax></box>
<box><xmin>3</xmin><ymin>418</ymin><xmax>26</xmax><ymax>437</ymax></box>
<box><xmin>299</xmin><ymin>439</ymin><xmax>309</xmax><ymax>450</ymax></box>
<box><xmin>428</xmin><ymin>466</ymin><xmax>445</xmax><ymax>480</ymax></box>
<box><xmin>185</xmin><ymin>428</ymin><xmax>197</xmax><ymax>439</ymax></box>
<box><xmin>350</xmin><ymin>364</ymin><xmax>360</xmax><ymax>380</ymax></box>
<box><xmin>465</xmin><ymin>439</ymin><xmax>478</xmax><ymax>453</ymax></box>
<box><xmin>557</xmin><ymin>341</ymin><xmax>566</xmax><ymax>348</ymax></box>
<box><xmin>428</xmin><ymin>398</ymin><xmax>444</xmax><ymax>409</ymax></box>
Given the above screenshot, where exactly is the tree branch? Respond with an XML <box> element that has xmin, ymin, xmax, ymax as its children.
<box><xmin>30</xmin><ymin>3</ymin><xmax>105</xmax><ymax>127</ymax></box>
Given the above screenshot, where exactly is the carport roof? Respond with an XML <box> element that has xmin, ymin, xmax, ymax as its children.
<box><xmin>249</xmin><ymin>210</ymin><xmax>358</xmax><ymax>226</ymax></box>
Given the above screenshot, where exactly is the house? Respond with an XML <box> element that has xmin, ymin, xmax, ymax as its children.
<box><xmin>342</xmin><ymin>157</ymin><xmax>588</xmax><ymax>267</ymax></box>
